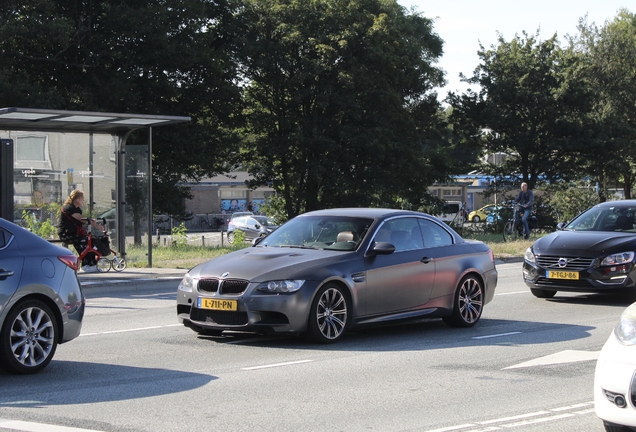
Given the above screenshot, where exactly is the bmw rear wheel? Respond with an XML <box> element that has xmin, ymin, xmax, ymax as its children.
<box><xmin>443</xmin><ymin>275</ymin><xmax>484</xmax><ymax>327</ymax></box>
<box><xmin>307</xmin><ymin>283</ymin><xmax>348</xmax><ymax>343</ymax></box>
<box><xmin>0</xmin><ymin>300</ymin><xmax>59</xmax><ymax>374</ymax></box>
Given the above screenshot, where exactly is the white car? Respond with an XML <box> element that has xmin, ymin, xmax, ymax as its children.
<box><xmin>595</xmin><ymin>302</ymin><xmax>636</xmax><ymax>431</ymax></box>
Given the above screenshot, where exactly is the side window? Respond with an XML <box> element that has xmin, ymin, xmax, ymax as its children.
<box><xmin>375</xmin><ymin>218</ymin><xmax>423</xmax><ymax>252</ymax></box>
<box><xmin>419</xmin><ymin>219</ymin><xmax>453</xmax><ymax>247</ymax></box>
<box><xmin>0</xmin><ymin>227</ymin><xmax>11</xmax><ymax>249</ymax></box>
<box><xmin>247</xmin><ymin>218</ymin><xmax>257</xmax><ymax>228</ymax></box>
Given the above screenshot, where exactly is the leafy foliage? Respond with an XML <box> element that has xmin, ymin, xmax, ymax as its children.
<box><xmin>234</xmin><ymin>0</ymin><xmax>452</xmax><ymax>218</ymax></box>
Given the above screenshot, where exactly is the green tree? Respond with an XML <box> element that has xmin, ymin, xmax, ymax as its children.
<box><xmin>574</xmin><ymin>9</ymin><xmax>636</xmax><ymax>199</ymax></box>
<box><xmin>458</xmin><ymin>31</ymin><xmax>591</xmax><ymax>189</ymax></box>
<box><xmin>234</xmin><ymin>0</ymin><xmax>448</xmax><ymax>218</ymax></box>
<box><xmin>0</xmin><ymin>0</ymin><xmax>243</xmax><ymax>217</ymax></box>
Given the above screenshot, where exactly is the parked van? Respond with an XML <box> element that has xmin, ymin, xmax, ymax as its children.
<box><xmin>436</xmin><ymin>201</ymin><xmax>466</xmax><ymax>225</ymax></box>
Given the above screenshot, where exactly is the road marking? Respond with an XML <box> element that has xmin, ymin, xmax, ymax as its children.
<box><xmin>0</xmin><ymin>418</ymin><xmax>105</xmax><ymax>432</ymax></box>
<box><xmin>423</xmin><ymin>402</ymin><xmax>593</xmax><ymax>432</ymax></box>
<box><xmin>242</xmin><ymin>360</ymin><xmax>313</xmax><ymax>370</ymax></box>
<box><xmin>472</xmin><ymin>332</ymin><xmax>521</xmax><ymax>340</ymax></box>
<box><xmin>503</xmin><ymin>350</ymin><xmax>600</xmax><ymax>369</ymax></box>
<box><xmin>80</xmin><ymin>324</ymin><xmax>181</xmax><ymax>336</ymax></box>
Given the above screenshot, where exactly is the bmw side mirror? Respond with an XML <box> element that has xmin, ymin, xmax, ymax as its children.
<box><xmin>556</xmin><ymin>222</ymin><xmax>566</xmax><ymax>230</ymax></box>
<box><xmin>252</xmin><ymin>237</ymin><xmax>265</xmax><ymax>246</ymax></box>
<box><xmin>369</xmin><ymin>241</ymin><xmax>395</xmax><ymax>256</ymax></box>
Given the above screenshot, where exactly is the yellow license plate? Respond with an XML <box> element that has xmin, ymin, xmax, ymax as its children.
<box><xmin>547</xmin><ymin>270</ymin><xmax>579</xmax><ymax>280</ymax></box>
<box><xmin>198</xmin><ymin>298</ymin><xmax>237</xmax><ymax>311</ymax></box>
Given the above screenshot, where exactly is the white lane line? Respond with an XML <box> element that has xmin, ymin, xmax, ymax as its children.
<box><xmin>80</xmin><ymin>324</ymin><xmax>181</xmax><ymax>336</ymax></box>
<box><xmin>472</xmin><ymin>332</ymin><xmax>522</xmax><ymax>340</ymax></box>
<box><xmin>550</xmin><ymin>402</ymin><xmax>594</xmax><ymax>411</ymax></box>
<box><xmin>478</xmin><ymin>411</ymin><xmax>550</xmax><ymax>425</ymax></box>
<box><xmin>423</xmin><ymin>425</ymin><xmax>477</xmax><ymax>432</ymax></box>
<box><xmin>495</xmin><ymin>291</ymin><xmax>529</xmax><ymax>296</ymax></box>
<box><xmin>0</xmin><ymin>418</ymin><xmax>105</xmax><ymax>432</ymax></box>
<box><xmin>242</xmin><ymin>360</ymin><xmax>313</xmax><ymax>370</ymax></box>
<box><xmin>503</xmin><ymin>350</ymin><xmax>600</xmax><ymax>369</ymax></box>
<box><xmin>423</xmin><ymin>402</ymin><xmax>595</xmax><ymax>432</ymax></box>
<box><xmin>504</xmin><ymin>412</ymin><xmax>575</xmax><ymax>427</ymax></box>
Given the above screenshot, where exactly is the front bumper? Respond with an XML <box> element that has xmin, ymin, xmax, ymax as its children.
<box><xmin>595</xmin><ymin>331</ymin><xmax>636</xmax><ymax>427</ymax></box>
<box><xmin>523</xmin><ymin>261</ymin><xmax>636</xmax><ymax>293</ymax></box>
<box><xmin>177</xmin><ymin>280</ymin><xmax>322</xmax><ymax>335</ymax></box>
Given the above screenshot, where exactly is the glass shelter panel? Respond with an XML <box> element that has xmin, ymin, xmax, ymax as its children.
<box><xmin>6</xmin><ymin>131</ymin><xmax>118</xmax><ymax>247</ymax></box>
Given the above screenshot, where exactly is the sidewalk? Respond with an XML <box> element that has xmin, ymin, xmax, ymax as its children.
<box><xmin>77</xmin><ymin>267</ymin><xmax>187</xmax><ymax>291</ymax></box>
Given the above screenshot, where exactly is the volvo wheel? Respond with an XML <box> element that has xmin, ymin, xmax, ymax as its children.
<box><xmin>307</xmin><ymin>283</ymin><xmax>349</xmax><ymax>343</ymax></box>
<box><xmin>0</xmin><ymin>300</ymin><xmax>59</xmax><ymax>374</ymax></box>
<box><xmin>443</xmin><ymin>275</ymin><xmax>484</xmax><ymax>328</ymax></box>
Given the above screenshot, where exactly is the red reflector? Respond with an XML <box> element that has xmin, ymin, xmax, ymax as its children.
<box><xmin>58</xmin><ymin>255</ymin><xmax>79</xmax><ymax>272</ymax></box>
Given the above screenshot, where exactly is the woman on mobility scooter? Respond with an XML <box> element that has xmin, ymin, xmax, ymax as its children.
<box><xmin>57</xmin><ymin>190</ymin><xmax>105</xmax><ymax>273</ymax></box>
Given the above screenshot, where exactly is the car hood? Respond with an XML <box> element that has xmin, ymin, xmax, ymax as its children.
<box><xmin>189</xmin><ymin>246</ymin><xmax>357</xmax><ymax>282</ymax></box>
<box><xmin>533</xmin><ymin>230</ymin><xmax>636</xmax><ymax>257</ymax></box>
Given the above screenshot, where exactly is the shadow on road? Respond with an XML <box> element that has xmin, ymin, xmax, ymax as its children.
<box><xmin>0</xmin><ymin>361</ymin><xmax>216</xmax><ymax>407</ymax></box>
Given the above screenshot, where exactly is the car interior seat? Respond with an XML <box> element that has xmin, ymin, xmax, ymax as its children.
<box><xmin>336</xmin><ymin>231</ymin><xmax>354</xmax><ymax>242</ymax></box>
<box><xmin>615</xmin><ymin>215</ymin><xmax>633</xmax><ymax>231</ymax></box>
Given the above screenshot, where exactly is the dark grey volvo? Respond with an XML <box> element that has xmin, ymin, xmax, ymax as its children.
<box><xmin>177</xmin><ymin>208</ymin><xmax>498</xmax><ymax>343</ymax></box>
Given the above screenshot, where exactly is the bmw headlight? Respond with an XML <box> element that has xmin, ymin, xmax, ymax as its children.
<box><xmin>257</xmin><ymin>280</ymin><xmax>305</xmax><ymax>293</ymax></box>
<box><xmin>179</xmin><ymin>273</ymin><xmax>194</xmax><ymax>292</ymax></box>
<box><xmin>615</xmin><ymin>303</ymin><xmax>636</xmax><ymax>345</ymax></box>
<box><xmin>524</xmin><ymin>247</ymin><xmax>536</xmax><ymax>264</ymax></box>
<box><xmin>601</xmin><ymin>252</ymin><xmax>634</xmax><ymax>266</ymax></box>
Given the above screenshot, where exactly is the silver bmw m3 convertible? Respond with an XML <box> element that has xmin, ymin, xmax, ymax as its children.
<box><xmin>177</xmin><ymin>208</ymin><xmax>498</xmax><ymax>343</ymax></box>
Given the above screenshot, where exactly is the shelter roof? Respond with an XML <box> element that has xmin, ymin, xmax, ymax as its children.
<box><xmin>0</xmin><ymin>107</ymin><xmax>190</xmax><ymax>135</ymax></box>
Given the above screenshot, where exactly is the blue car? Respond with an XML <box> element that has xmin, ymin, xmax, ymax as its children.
<box><xmin>0</xmin><ymin>218</ymin><xmax>85</xmax><ymax>374</ymax></box>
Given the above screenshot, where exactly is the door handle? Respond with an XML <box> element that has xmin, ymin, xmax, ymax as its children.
<box><xmin>420</xmin><ymin>257</ymin><xmax>433</xmax><ymax>264</ymax></box>
<box><xmin>0</xmin><ymin>269</ymin><xmax>14</xmax><ymax>280</ymax></box>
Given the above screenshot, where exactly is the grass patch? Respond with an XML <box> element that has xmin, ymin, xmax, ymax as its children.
<box><xmin>122</xmin><ymin>231</ymin><xmax>535</xmax><ymax>268</ymax></box>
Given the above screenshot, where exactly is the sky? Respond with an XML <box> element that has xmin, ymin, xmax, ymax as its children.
<box><xmin>396</xmin><ymin>0</ymin><xmax>631</xmax><ymax>99</ymax></box>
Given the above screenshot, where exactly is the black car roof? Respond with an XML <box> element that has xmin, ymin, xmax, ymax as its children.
<box><xmin>596</xmin><ymin>200</ymin><xmax>636</xmax><ymax>208</ymax></box>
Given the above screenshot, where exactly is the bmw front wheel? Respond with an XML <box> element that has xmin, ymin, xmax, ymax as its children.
<box><xmin>307</xmin><ymin>283</ymin><xmax>349</xmax><ymax>343</ymax></box>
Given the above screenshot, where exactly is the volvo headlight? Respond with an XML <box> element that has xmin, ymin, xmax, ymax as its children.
<box><xmin>524</xmin><ymin>247</ymin><xmax>536</xmax><ymax>264</ymax></box>
<box><xmin>179</xmin><ymin>273</ymin><xmax>194</xmax><ymax>292</ymax></box>
<box><xmin>257</xmin><ymin>280</ymin><xmax>305</xmax><ymax>293</ymax></box>
<box><xmin>615</xmin><ymin>303</ymin><xmax>636</xmax><ymax>345</ymax></box>
<box><xmin>601</xmin><ymin>252</ymin><xmax>634</xmax><ymax>266</ymax></box>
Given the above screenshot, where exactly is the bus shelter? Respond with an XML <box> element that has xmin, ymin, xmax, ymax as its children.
<box><xmin>0</xmin><ymin>107</ymin><xmax>190</xmax><ymax>266</ymax></box>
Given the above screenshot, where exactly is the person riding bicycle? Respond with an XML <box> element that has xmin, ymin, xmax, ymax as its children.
<box><xmin>57</xmin><ymin>190</ymin><xmax>104</xmax><ymax>273</ymax></box>
<box><xmin>514</xmin><ymin>182</ymin><xmax>534</xmax><ymax>240</ymax></box>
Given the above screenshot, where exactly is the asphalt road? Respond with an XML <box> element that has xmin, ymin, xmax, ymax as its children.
<box><xmin>1</xmin><ymin>262</ymin><xmax>633</xmax><ymax>432</ymax></box>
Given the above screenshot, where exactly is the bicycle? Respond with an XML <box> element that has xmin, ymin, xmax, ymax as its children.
<box><xmin>78</xmin><ymin>218</ymin><xmax>127</xmax><ymax>272</ymax></box>
<box><xmin>503</xmin><ymin>204</ymin><xmax>528</xmax><ymax>242</ymax></box>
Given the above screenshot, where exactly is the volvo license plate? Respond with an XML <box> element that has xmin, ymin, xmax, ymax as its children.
<box><xmin>546</xmin><ymin>270</ymin><xmax>579</xmax><ymax>280</ymax></box>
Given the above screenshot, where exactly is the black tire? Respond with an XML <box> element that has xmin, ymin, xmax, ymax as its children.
<box><xmin>306</xmin><ymin>283</ymin><xmax>349</xmax><ymax>343</ymax></box>
<box><xmin>443</xmin><ymin>274</ymin><xmax>484</xmax><ymax>328</ymax></box>
<box><xmin>503</xmin><ymin>221</ymin><xmax>520</xmax><ymax>242</ymax></box>
<box><xmin>0</xmin><ymin>299</ymin><xmax>59</xmax><ymax>374</ymax></box>
<box><xmin>472</xmin><ymin>215</ymin><xmax>481</xmax><ymax>223</ymax></box>
<box><xmin>603</xmin><ymin>420</ymin><xmax>635</xmax><ymax>432</ymax></box>
<box><xmin>97</xmin><ymin>258</ymin><xmax>112</xmax><ymax>272</ymax></box>
<box><xmin>530</xmin><ymin>288</ymin><xmax>557</xmax><ymax>298</ymax></box>
<box><xmin>112</xmin><ymin>257</ymin><xmax>127</xmax><ymax>272</ymax></box>
<box><xmin>227</xmin><ymin>232</ymin><xmax>235</xmax><ymax>244</ymax></box>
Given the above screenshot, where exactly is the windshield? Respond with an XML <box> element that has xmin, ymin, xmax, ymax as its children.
<box><xmin>259</xmin><ymin>215</ymin><xmax>373</xmax><ymax>250</ymax></box>
<box><xmin>254</xmin><ymin>216</ymin><xmax>276</xmax><ymax>226</ymax></box>
<box><xmin>565</xmin><ymin>206</ymin><xmax>636</xmax><ymax>232</ymax></box>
